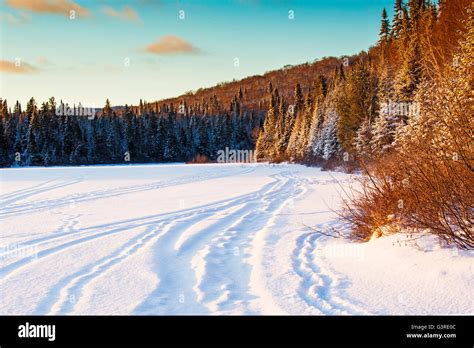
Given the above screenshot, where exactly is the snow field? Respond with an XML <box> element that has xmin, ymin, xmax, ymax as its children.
<box><xmin>0</xmin><ymin>163</ymin><xmax>472</xmax><ymax>315</ymax></box>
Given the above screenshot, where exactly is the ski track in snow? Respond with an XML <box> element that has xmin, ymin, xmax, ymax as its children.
<box><xmin>0</xmin><ymin>166</ymin><xmax>366</xmax><ymax>315</ymax></box>
<box><xmin>292</xmin><ymin>230</ymin><xmax>370</xmax><ymax>315</ymax></box>
<box><xmin>133</xmin><ymin>171</ymin><xmax>298</xmax><ymax>314</ymax></box>
<box><xmin>1</xmin><ymin>164</ymin><xmax>470</xmax><ymax>315</ymax></box>
<box><xmin>0</xmin><ymin>166</ymin><xmax>255</xmax><ymax>218</ymax></box>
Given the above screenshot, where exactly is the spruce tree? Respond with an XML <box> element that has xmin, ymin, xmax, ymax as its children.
<box><xmin>379</xmin><ymin>8</ymin><xmax>392</xmax><ymax>44</ymax></box>
<box><xmin>313</xmin><ymin>108</ymin><xmax>340</xmax><ymax>161</ymax></box>
<box><xmin>13</xmin><ymin>100</ymin><xmax>21</xmax><ymax>115</ymax></box>
<box><xmin>314</xmin><ymin>75</ymin><xmax>328</xmax><ymax>98</ymax></box>
<box><xmin>294</xmin><ymin>83</ymin><xmax>304</xmax><ymax>114</ymax></box>
<box><xmin>267</xmin><ymin>81</ymin><xmax>273</xmax><ymax>94</ymax></box>
<box><xmin>103</xmin><ymin>99</ymin><xmax>113</xmax><ymax>117</ymax></box>
<box><xmin>255</xmin><ymin>104</ymin><xmax>276</xmax><ymax>161</ymax></box>
<box><xmin>408</xmin><ymin>0</ymin><xmax>423</xmax><ymax>28</ymax></box>
<box><xmin>62</xmin><ymin>114</ymin><xmax>75</xmax><ymax>163</ymax></box>
<box><xmin>286</xmin><ymin>112</ymin><xmax>302</xmax><ymax>160</ymax></box>
<box><xmin>0</xmin><ymin>117</ymin><xmax>8</xmax><ymax>166</ymax></box>
<box><xmin>5</xmin><ymin>110</ymin><xmax>18</xmax><ymax>162</ymax></box>
<box><xmin>297</xmin><ymin>94</ymin><xmax>314</xmax><ymax>160</ymax></box>
<box><xmin>370</xmin><ymin>112</ymin><xmax>395</xmax><ymax>156</ymax></box>
<box><xmin>336</xmin><ymin>60</ymin><xmax>378</xmax><ymax>153</ymax></box>
<box><xmin>395</xmin><ymin>40</ymin><xmax>422</xmax><ymax>102</ymax></box>
<box><xmin>124</xmin><ymin>105</ymin><xmax>137</xmax><ymax>157</ymax></box>
<box><xmin>392</xmin><ymin>0</ymin><xmax>404</xmax><ymax>39</ymax></box>
<box><xmin>163</xmin><ymin>114</ymin><xmax>179</xmax><ymax>161</ymax></box>
<box><xmin>354</xmin><ymin>118</ymin><xmax>373</xmax><ymax>157</ymax></box>
<box><xmin>26</xmin><ymin>99</ymin><xmax>43</xmax><ymax>165</ymax></box>
<box><xmin>274</xmin><ymin>98</ymin><xmax>287</xmax><ymax>157</ymax></box>
<box><xmin>400</xmin><ymin>6</ymin><xmax>411</xmax><ymax>46</ymax></box>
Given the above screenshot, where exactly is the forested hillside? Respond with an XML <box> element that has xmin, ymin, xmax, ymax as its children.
<box><xmin>0</xmin><ymin>56</ymin><xmax>348</xmax><ymax>166</ymax></box>
<box><xmin>255</xmin><ymin>0</ymin><xmax>472</xmax><ymax>166</ymax></box>
<box><xmin>2</xmin><ymin>1</ymin><xmax>469</xmax><ymax>170</ymax></box>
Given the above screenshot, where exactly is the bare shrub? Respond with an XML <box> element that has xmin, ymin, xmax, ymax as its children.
<box><xmin>187</xmin><ymin>153</ymin><xmax>210</xmax><ymax>164</ymax></box>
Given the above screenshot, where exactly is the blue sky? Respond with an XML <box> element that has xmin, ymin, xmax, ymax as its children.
<box><xmin>0</xmin><ymin>0</ymin><xmax>395</xmax><ymax>107</ymax></box>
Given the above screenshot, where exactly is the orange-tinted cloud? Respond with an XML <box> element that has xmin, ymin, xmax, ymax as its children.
<box><xmin>0</xmin><ymin>60</ymin><xmax>38</xmax><ymax>74</ymax></box>
<box><xmin>102</xmin><ymin>5</ymin><xmax>141</xmax><ymax>23</ymax></box>
<box><xmin>144</xmin><ymin>35</ymin><xmax>199</xmax><ymax>55</ymax></box>
<box><xmin>6</xmin><ymin>0</ymin><xmax>90</xmax><ymax>17</ymax></box>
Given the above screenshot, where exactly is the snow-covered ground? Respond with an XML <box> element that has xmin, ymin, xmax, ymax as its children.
<box><xmin>0</xmin><ymin>163</ymin><xmax>472</xmax><ymax>315</ymax></box>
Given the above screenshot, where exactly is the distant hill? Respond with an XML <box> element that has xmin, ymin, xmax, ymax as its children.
<box><xmin>127</xmin><ymin>55</ymin><xmax>359</xmax><ymax>115</ymax></box>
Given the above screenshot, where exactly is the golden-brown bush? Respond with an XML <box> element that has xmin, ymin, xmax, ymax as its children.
<box><xmin>342</xmin><ymin>3</ymin><xmax>474</xmax><ymax>249</ymax></box>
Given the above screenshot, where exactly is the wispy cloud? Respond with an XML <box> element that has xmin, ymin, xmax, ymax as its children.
<box><xmin>102</xmin><ymin>5</ymin><xmax>141</xmax><ymax>24</ymax></box>
<box><xmin>0</xmin><ymin>60</ymin><xmax>38</xmax><ymax>74</ymax></box>
<box><xmin>36</xmin><ymin>57</ymin><xmax>56</xmax><ymax>67</ymax></box>
<box><xmin>5</xmin><ymin>0</ymin><xmax>90</xmax><ymax>17</ymax></box>
<box><xmin>1</xmin><ymin>11</ymin><xmax>30</xmax><ymax>24</ymax></box>
<box><xmin>144</xmin><ymin>35</ymin><xmax>199</xmax><ymax>55</ymax></box>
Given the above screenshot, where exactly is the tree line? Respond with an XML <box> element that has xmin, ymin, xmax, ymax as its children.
<box><xmin>0</xmin><ymin>98</ymin><xmax>261</xmax><ymax>166</ymax></box>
